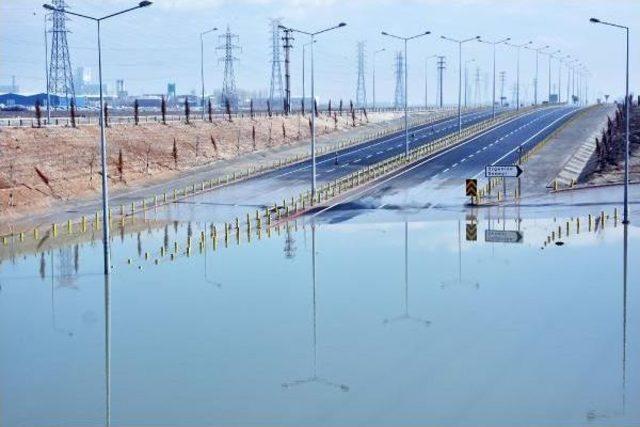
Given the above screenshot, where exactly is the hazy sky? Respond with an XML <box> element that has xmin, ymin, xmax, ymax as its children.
<box><xmin>1</xmin><ymin>0</ymin><xmax>638</xmax><ymax>105</ymax></box>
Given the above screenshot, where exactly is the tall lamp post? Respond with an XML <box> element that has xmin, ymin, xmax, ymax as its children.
<box><xmin>424</xmin><ymin>54</ymin><xmax>437</xmax><ymax>109</ymax></box>
<box><xmin>545</xmin><ymin>49</ymin><xmax>561</xmax><ymax>103</ymax></box>
<box><xmin>381</xmin><ymin>30</ymin><xmax>431</xmax><ymax>155</ymax></box>
<box><xmin>525</xmin><ymin>44</ymin><xmax>549</xmax><ymax>105</ymax></box>
<box><xmin>505</xmin><ymin>41</ymin><xmax>532</xmax><ymax>110</ymax></box>
<box><xmin>441</xmin><ymin>35</ymin><xmax>480</xmax><ymax>134</ymax></box>
<box><xmin>200</xmin><ymin>27</ymin><xmax>217</xmax><ymax>120</ymax></box>
<box><xmin>478</xmin><ymin>37</ymin><xmax>510</xmax><ymax>118</ymax></box>
<box><xmin>590</xmin><ymin>17</ymin><xmax>630</xmax><ymax>224</ymax></box>
<box><xmin>372</xmin><ymin>48</ymin><xmax>385</xmax><ymax>109</ymax></box>
<box><xmin>43</xmin><ymin>1</ymin><xmax>153</xmax><ymax>275</ymax></box>
<box><xmin>279</xmin><ymin>22</ymin><xmax>346</xmax><ymax>198</ymax></box>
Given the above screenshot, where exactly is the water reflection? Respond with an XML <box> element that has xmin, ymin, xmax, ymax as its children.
<box><xmin>282</xmin><ymin>224</ymin><xmax>349</xmax><ymax>392</ymax></box>
<box><xmin>383</xmin><ymin>222</ymin><xmax>431</xmax><ymax>326</ymax></box>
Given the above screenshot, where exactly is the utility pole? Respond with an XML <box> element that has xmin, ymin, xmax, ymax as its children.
<box><xmin>437</xmin><ymin>56</ymin><xmax>446</xmax><ymax>107</ymax></box>
<box><xmin>478</xmin><ymin>37</ymin><xmax>510</xmax><ymax>118</ymax></box>
<box><xmin>464</xmin><ymin>58</ymin><xmax>474</xmax><ymax>108</ymax></box>
<box><xmin>394</xmin><ymin>51</ymin><xmax>404</xmax><ymax>109</ymax></box>
<box><xmin>282</xmin><ymin>28</ymin><xmax>293</xmax><ymax>114</ymax></box>
<box><xmin>474</xmin><ymin>66</ymin><xmax>481</xmax><ymax>106</ymax></box>
<box><xmin>499</xmin><ymin>71</ymin><xmax>506</xmax><ymax>106</ymax></box>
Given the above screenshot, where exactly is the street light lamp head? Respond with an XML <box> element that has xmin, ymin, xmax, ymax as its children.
<box><xmin>590</xmin><ymin>18</ymin><xmax>601</xmax><ymax>23</ymax></box>
<box><xmin>338</xmin><ymin>22</ymin><xmax>346</xmax><ymax>27</ymax></box>
<box><xmin>139</xmin><ymin>1</ymin><xmax>152</xmax><ymax>7</ymax></box>
<box><xmin>42</xmin><ymin>3</ymin><xmax>55</xmax><ymax>10</ymax></box>
<box><xmin>440</xmin><ymin>35</ymin><xmax>446</xmax><ymax>39</ymax></box>
<box><xmin>475</xmin><ymin>36</ymin><xmax>481</xmax><ymax>39</ymax></box>
<box><xmin>381</xmin><ymin>31</ymin><xmax>388</xmax><ymax>35</ymax></box>
<box><xmin>424</xmin><ymin>31</ymin><xmax>431</xmax><ymax>35</ymax></box>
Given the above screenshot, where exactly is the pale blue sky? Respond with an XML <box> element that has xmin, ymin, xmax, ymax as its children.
<box><xmin>1</xmin><ymin>0</ymin><xmax>638</xmax><ymax>105</ymax></box>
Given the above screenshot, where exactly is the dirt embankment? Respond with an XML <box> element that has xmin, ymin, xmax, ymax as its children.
<box><xmin>584</xmin><ymin>103</ymin><xmax>640</xmax><ymax>186</ymax></box>
<box><xmin>0</xmin><ymin>111</ymin><xmax>399</xmax><ymax>220</ymax></box>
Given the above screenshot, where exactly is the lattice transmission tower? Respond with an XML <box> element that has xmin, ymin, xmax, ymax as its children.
<box><xmin>437</xmin><ymin>56</ymin><xmax>446</xmax><ymax>107</ymax></box>
<box><xmin>269</xmin><ymin>19</ymin><xmax>284</xmax><ymax>108</ymax></box>
<box><xmin>355</xmin><ymin>41</ymin><xmax>366</xmax><ymax>108</ymax></box>
<box><xmin>217</xmin><ymin>26</ymin><xmax>241</xmax><ymax>109</ymax></box>
<box><xmin>48</xmin><ymin>0</ymin><xmax>75</xmax><ymax>106</ymax></box>
<box><xmin>394</xmin><ymin>51</ymin><xmax>404</xmax><ymax>108</ymax></box>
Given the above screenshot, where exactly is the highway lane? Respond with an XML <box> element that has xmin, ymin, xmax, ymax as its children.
<box><xmin>151</xmin><ymin>108</ymin><xmax>502</xmax><ymax>221</ymax></box>
<box><xmin>313</xmin><ymin>105</ymin><xmax>581</xmax><ymax>218</ymax></box>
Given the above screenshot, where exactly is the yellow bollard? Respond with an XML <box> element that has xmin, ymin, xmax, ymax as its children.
<box><xmin>588</xmin><ymin>214</ymin><xmax>592</xmax><ymax>231</ymax></box>
<box><xmin>67</xmin><ymin>219</ymin><xmax>73</xmax><ymax>234</ymax></box>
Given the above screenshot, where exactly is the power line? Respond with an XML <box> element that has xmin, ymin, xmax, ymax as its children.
<box><xmin>217</xmin><ymin>25</ymin><xmax>240</xmax><ymax>109</ymax></box>
<box><xmin>48</xmin><ymin>0</ymin><xmax>75</xmax><ymax>105</ymax></box>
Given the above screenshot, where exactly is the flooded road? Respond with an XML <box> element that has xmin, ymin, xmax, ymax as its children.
<box><xmin>0</xmin><ymin>202</ymin><xmax>638</xmax><ymax>426</ymax></box>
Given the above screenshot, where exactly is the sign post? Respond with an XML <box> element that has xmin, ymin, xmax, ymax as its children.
<box><xmin>484</xmin><ymin>165</ymin><xmax>523</xmax><ymax>202</ymax></box>
<box><xmin>465</xmin><ymin>179</ymin><xmax>478</xmax><ymax>205</ymax></box>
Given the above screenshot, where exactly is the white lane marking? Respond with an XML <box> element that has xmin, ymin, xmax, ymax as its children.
<box><xmin>326</xmin><ymin>168</ymin><xmax>335</xmax><ymax>173</ymax></box>
<box><xmin>452</xmin><ymin>163</ymin><xmax>458</xmax><ymax>167</ymax></box>
<box><xmin>460</xmin><ymin>158</ymin><xmax>466</xmax><ymax>163</ymax></box>
<box><xmin>313</xmin><ymin>108</ymin><xmax>555</xmax><ymax>217</ymax></box>
<box><xmin>366</xmin><ymin>154</ymin><xmax>373</xmax><ymax>158</ymax></box>
<box><xmin>353</xmin><ymin>158</ymin><xmax>361</xmax><ymax>163</ymax></box>
<box><xmin>472</xmin><ymin>108</ymin><xmax>579</xmax><ymax>179</ymax></box>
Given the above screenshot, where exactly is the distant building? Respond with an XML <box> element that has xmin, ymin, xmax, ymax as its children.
<box><xmin>0</xmin><ymin>75</ymin><xmax>19</xmax><ymax>94</ymax></box>
<box><xmin>74</xmin><ymin>67</ymin><xmax>91</xmax><ymax>93</ymax></box>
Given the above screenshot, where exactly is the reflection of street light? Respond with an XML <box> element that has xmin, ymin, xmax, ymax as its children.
<box><xmin>203</xmin><ymin>244</ymin><xmax>222</xmax><ymax>288</ymax></box>
<box><xmin>382</xmin><ymin>30</ymin><xmax>431</xmax><ymax>155</ymax></box>
<box><xmin>280</xmin><ymin>22</ymin><xmax>347</xmax><ymax>198</ymax></box>
<box><xmin>200</xmin><ymin>27</ymin><xmax>218</xmax><ymax>120</ymax></box>
<box><xmin>43</xmin><ymin>1</ymin><xmax>153</xmax><ymax>275</ymax></box>
<box><xmin>441</xmin><ymin>35</ymin><xmax>480</xmax><ymax>134</ymax></box>
<box><xmin>282</xmin><ymin>224</ymin><xmax>349</xmax><ymax>392</ymax></box>
<box><xmin>590</xmin><ymin>17</ymin><xmax>630</xmax><ymax>224</ymax></box>
<box><xmin>384</xmin><ymin>222</ymin><xmax>431</xmax><ymax>326</ymax></box>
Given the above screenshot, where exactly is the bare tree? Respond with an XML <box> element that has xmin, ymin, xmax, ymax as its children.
<box><xmin>252</xmin><ymin>125</ymin><xmax>256</xmax><ymax>150</ymax></box>
<box><xmin>134</xmin><ymin>99</ymin><xmax>140</xmax><ymax>125</ymax></box>
<box><xmin>282</xmin><ymin>121</ymin><xmax>286</xmax><ymax>142</ymax></box>
<box><xmin>104</xmin><ymin>102</ymin><xmax>109</xmax><ymax>127</ymax></box>
<box><xmin>35</xmin><ymin>99</ymin><xmax>42</xmax><ymax>128</ymax></box>
<box><xmin>161</xmin><ymin>96</ymin><xmax>167</xmax><ymax>124</ymax></box>
<box><xmin>117</xmin><ymin>149</ymin><xmax>124</xmax><ymax>181</ymax></box>
<box><xmin>70</xmin><ymin>98</ymin><xmax>77</xmax><ymax>128</ymax></box>
<box><xmin>172</xmin><ymin>138</ymin><xmax>178</xmax><ymax>168</ymax></box>
<box><xmin>210</xmin><ymin>135</ymin><xmax>218</xmax><ymax>158</ymax></box>
<box><xmin>225</xmin><ymin>97</ymin><xmax>232</xmax><ymax>122</ymax></box>
<box><xmin>184</xmin><ymin>98</ymin><xmax>190</xmax><ymax>124</ymax></box>
<box><xmin>207</xmin><ymin>98</ymin><xmax>213</xmax><ymax>123</ymax></box>
<box><xmin>145</xmin><ymin>142</ymin><xmax>151</xmax><ymax>174</ymax></box>
<box><xmin>250</xmin><ymin>99</ymin><xmax>254</xmax><ymax>119</ymax></box>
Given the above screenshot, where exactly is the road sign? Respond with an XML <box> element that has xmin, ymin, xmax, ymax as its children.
<box><xmin>465</xmin><ymin>179</ymin><xmax>478</xmax><ymax>197</ymax></box>
<box><xmin>485</xmin><ymin>165</ymin><xmax>523</xmax><ymax>178</ymax></box>
<box><xmin>484</xmin><ymin>229</ymin><xmax>524</xmax><ymax>243</ymax></box>
<box><xmin>466</xmin><ymin>224</ymin><xmax>477</xmax><ymax>241</ymax></box>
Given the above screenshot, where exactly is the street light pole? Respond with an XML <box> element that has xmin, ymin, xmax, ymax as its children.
<box><xmin>200</xmin><ymin>27</ymin><xmax>217</xmax><ymax>121</ymax></box>
<box><xmin>590</xmin><ymin>17</ymin><xmax>630</xmax><ymax>224</ymax></box>
<box><xmin>506</xmin><ymin>41</ymin><xmax>532</xmax><ymax>111</ymax></box>
<box><xmin>479</xmin><ymin>37</ymin><xmax>510</xmax><ymax>118</ymax></box>
<box><xmin>43</xmin><ymin>1</ymin><xmax>153</xmax><ymax>276</ymax></box>
<box><xmin>464</xmin><ymin>58</ymin><xmax>474</xmax><ymax>108</ymax></box>
<box><xmin>280</xmin><ymin>22</ymin><xmax>347</xmax><ymax>198</ymax></box>
<box><xmin>381</xmin><ymin>30</ymin><xmax>431</xmax><ymax>155</ymax></box>
<box><xmin>373</xmin><ymin>48</ymin><xmax>385</xmax><ymax>109</ymax></box>
<box><xmin>441</xmin><ymin>35</ymin><xmax>480</xmax><ymax>134</ymax></box>
<box><xmin>525</xmin><ymin>44</ymin><xmax>549</xmax><ymax>105</ymax></box>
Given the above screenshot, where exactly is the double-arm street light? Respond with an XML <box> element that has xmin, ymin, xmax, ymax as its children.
<box><xmin>441</xmin><ymin>35</ymin><xmax>480</xmax><ymax>134</ymax></box>
<box><xmin>505</xmin><ymin>41</ymin><xmax>532</xmax><ymax>110</ymax></box>
<box><xmin>43</xmin><ymin>1</ymin><xmax>153</xmax><ymax>275</ymax></box>
<box><xmin>200</xmin><ymin>27</ymin><xmax>218</xmax><ymax>120</ymax></box>
<box><xmin>478</xmin><ymin>37</ymin><xmax>510</xmax><ymax>118</ymax></box>
<box><xmin>279</xmin><ymin>22</ymin><xmax>346</xmax><ymax>198</ymax></box>
<box><xmin>372</xmin><ymin>48</ymin><xmax>386</xmax><ymax>109</ymax></box>
<box><xmin>525</xmin><ymin>43</ymin><xmax>550</xmax><ymax>105</ymax></box>
<box><xmin>382</xmin><ymin>30</ymin><xmax>431</xmax><ymax>155</ymax></box>
<box><xmin>590</xmin><ymin>17</ymin><xmax>630</xmax><ymax>224</ymax></box>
